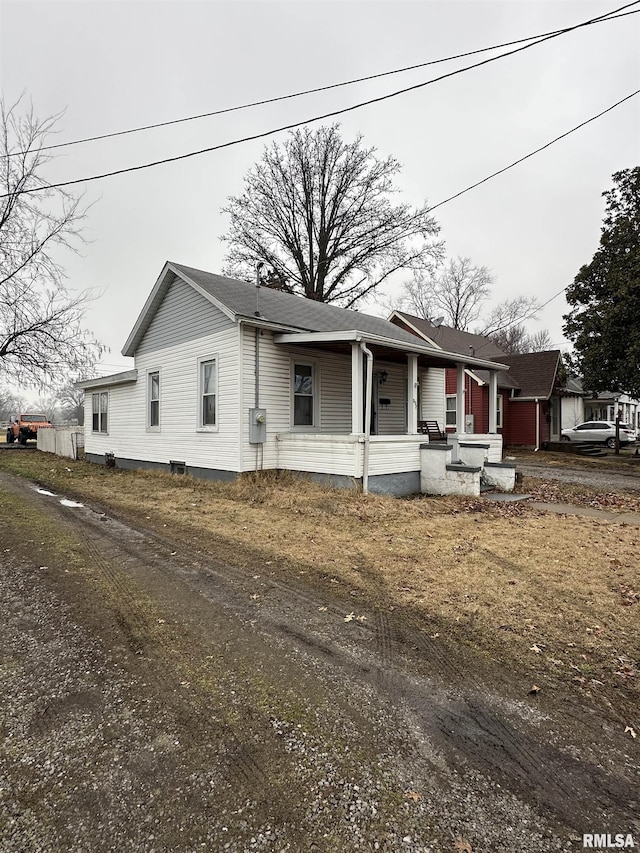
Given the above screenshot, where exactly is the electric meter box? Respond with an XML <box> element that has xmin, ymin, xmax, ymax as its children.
<box><xmin>249</xmin><ymin>408</ymin><xmax>267</xmax><ymax>444</ymax></box>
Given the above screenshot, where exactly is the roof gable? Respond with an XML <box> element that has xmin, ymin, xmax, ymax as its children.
<box><xmin>499</xmin><ymin>351</ymin><xmax>562</xmax><ymax>399</ymax></box>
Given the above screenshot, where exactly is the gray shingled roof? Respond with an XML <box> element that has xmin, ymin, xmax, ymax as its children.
<box><xmin>172</xmin><ymin>263</ymin><xmax>427</xmax><ymax>347</ymax></box>
<box><xmin>392</xmin><ymin>311</ymin><xmax>507</xmax><ymax>360</ymax></box>
<box><xmin>498</xmin><ymin>351</ymin><xmax>561</xmax><ymax>399</ymax></box>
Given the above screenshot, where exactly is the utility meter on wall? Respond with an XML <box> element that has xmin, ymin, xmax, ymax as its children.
<box><xmin>249</xmin><ymin>408</ymin><xmax>267</xmax><ymax>444</ymax></box>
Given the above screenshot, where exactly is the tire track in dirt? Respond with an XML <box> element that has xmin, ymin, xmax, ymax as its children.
<box><xmin>5</xmin><ymin>479</ymin><xmax>270</xmax><ymax>791</ymax></box>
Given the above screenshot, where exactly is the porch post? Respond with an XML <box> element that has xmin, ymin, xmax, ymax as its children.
<box><xmin>407</xmin><ymin>355</ymin><xmax>418</xmax><ymax>434</ymax></box>
<box><xmin>456</xmin><ymin>363</ymin><xmax>466</xmax><ymax>434</ymax></box>
<box><xmin>351</xmin><ymin>342</ymin><xmax>364</xmax><ymax>433</ymax></box>
<box><xmin>488</xmin><ymin>371</ymin><xmax>498</xmax><ymax>433</ymax></box>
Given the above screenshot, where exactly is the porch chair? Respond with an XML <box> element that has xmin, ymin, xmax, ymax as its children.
<box><xmin>417</xmin><ymin>420</ymin><xmax>446</xmax><ymax>442</ymax></box>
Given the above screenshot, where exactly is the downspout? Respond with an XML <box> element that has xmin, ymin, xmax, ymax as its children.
<box><xmin>535</xmin><ymin>398</ymin><xmax>540</xmax><ymax>450</ymax></box>
<box><xmin>360</xmin><ymin>341</ymin><xmax>373</xmax><ymax>495</ymax></box>
<box><xmin>255</xmin><ymin>262</ymin><xmax>264</xmax><ymax>407</ymax></box>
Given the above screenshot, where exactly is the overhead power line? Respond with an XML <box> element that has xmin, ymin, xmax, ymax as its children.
<box><xmin>426</xmin><ymin>90</ymin><xmax>640</xmax><ymax>214</ymax></box>
<box><xmin>2</xmin><ymin>1</ymin><xmax>637</xmax><ymax>198</ymax></box>
<box><xmin>8</xmin><ymin>4</ymin><xmax>638</xmax><ymax>157</ymax></box>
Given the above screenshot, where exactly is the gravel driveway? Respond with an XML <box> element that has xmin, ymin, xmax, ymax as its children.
<box><xmin>1</xmin><ymin>469</ymin><xmax>638</xmax><ymax>852</ymax></box>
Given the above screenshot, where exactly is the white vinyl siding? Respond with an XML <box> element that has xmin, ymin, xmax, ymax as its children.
<box><xmin>376</xmin><ymin>364</ymin><xmax>406</xmax><ymax>435</ymax></box>
<box><xmin>240</xmin><ymin>328</ymin><xmax>353</xmax><ymax>471</ymax></box>
<box><xmin>84</xmin><ymin>295</ymin><xmax>241</xmax><ymax>471</ymax></box>
<box><xmin>419</xmin><ymin>368</ymin><xmax>446</xmax><ymax>427</ymax></box>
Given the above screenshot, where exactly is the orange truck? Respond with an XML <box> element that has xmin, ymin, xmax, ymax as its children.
<box><xmin>6</xmin><ymin>413</ymin><xmax>54</xmax><ymax>445</ymax></box>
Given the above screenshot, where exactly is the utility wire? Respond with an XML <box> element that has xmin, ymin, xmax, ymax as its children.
<box><xmin>426</xmin><ymin>89</ymin><xmax>640</xmax><ymax>214</ymax></box>
<box><xmin>3</xmin><ymin>1</ymin><xmax>637</xmax><ymax>197</ymax></box>
<box><xmin>8</xmin><ymin>4</ymin><xmax>638</xmax><ymax>157</ymax></box>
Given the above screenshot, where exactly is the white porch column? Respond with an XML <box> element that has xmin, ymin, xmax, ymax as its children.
<box><xmin>407</xmin><ymin>355</ymin><xmax>418</xmax><ymax>434</ymax></box>
<box><xmin>456</xmin><ymin>363</ymin><xmax>466</xmax><ymax>434</ymax></box>
<box><xmin>488</xmin><ymin>371</ymin><xmax>498</xmax><ymax>433</ymax></box>
<box><xmin>351</xmin><ymin>342</ymin><xmax>364</xmax><ymax>434</ymax></box>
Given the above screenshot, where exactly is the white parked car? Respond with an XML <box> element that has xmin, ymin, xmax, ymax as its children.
<box><xmin>561</xmin><ymin>420</ymin><xmax>637</xmax><ymax>449</ymax></box>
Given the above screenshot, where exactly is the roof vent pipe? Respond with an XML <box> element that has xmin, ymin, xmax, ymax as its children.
<box><xmin>255</xmin><ymin>261</ymin><xmax>264</xmax><ymax>317</ymax></box>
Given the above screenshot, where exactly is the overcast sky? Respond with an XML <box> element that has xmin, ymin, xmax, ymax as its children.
<box><xmin>1</xmin><ymin>0</ymin><xmax>638</xmax><ymax>381</ymax></box>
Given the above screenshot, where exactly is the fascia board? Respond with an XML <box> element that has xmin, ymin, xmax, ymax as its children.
<box><xmin>75</xmin><ymin>370</ymin><xmax>138</xmax><ymax>390</ymax></box>
<box><xmin>274</xmin><ymin>330</ymin><xmax>509</xmax><ymax>371</ymax></box>
<box><xmin>388</xmin><ymin>311</ymin><xmax>440</xmax><ymax>348</ymax></box>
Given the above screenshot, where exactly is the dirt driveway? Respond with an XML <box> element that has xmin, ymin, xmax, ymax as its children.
<box><xmin>0</xmin><ymin>467</ymin><xmax>638</xmax><ymax>852</ymax></box>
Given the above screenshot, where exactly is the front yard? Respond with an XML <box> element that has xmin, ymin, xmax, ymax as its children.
<box><xmin>1</xmin><ymin>449</ymin><xmax>638</xmax><ymax>724</ymax></box>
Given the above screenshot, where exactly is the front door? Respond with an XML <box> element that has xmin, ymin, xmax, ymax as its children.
<box><xmin>367</xmin><ymin>372</ymin><xmax>380</xmax><ymax>435</ymax></box>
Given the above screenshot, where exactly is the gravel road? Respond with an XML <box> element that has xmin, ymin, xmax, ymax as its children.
<box><xmin>1</xmin><ymin>469</ymin><xmax>638</xmax><ymax>852</ymax></box>
<box><xmin>514</xmin><ymin>458</ymin><xmax>640</xmax><ymax>493</ymax></box>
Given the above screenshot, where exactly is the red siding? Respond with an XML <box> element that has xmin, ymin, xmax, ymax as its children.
<box><xmin>502</xmin><ymin>400</ymin><xmax>550</xmax><ymax>447</ymax></box>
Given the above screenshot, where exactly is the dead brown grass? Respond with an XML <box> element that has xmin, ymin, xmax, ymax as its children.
<box><xmin>2</xmin><ymin>452</ymin><xmax>638</xmax><ymax>715</ymax></box>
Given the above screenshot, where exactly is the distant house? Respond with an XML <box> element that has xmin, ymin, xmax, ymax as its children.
<box><xmin>76</xmin><ymin>263</ymin><xmax>512</xmax><ymax>496</ymax></box>
<box><xmin>389</xmin><ymin>311</ymin><xmax>584</xmax><ymax>448</ymax></box>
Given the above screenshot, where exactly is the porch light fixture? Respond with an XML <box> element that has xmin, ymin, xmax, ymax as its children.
<box><xmin>379</xmin><ymin>370</ymin><xmax>388</xmax><ymax>385</ymax></box>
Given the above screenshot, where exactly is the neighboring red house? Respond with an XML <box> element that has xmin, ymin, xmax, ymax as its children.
<box><xmin>390</xmin><ymin>311</ymin><xmax>573</xmax><ymax>448</ymax></box>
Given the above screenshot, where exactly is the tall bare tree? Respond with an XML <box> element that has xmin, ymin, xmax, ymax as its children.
<box><xmin>222</xmin><ymin>124</ymin><xmax>443</xmax><ymax>307</ymax></box>
<box><xmin>403</xmin><ymin>256</ymin><xmax>493</xmax><ymax>330</ymax></box>
<box><xmin>489</xmin><ymin>324</ymin><xmax>553</xmax><ymax>354</ymax></box>
<box><xmin>0</xmin><ymin>96</ymin><xmax>102</xmax><ymax>387</ymax></box>
<box><xmin>399</xmin><ymin>259</ymin><xmax>551</xmax><ymax>350</ymax></box>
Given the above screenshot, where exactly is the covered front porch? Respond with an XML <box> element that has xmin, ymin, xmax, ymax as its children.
<box><xmin>273</xmin><ymin>332</ymin><xmax>508</xmax><ymax>495</ymax></box>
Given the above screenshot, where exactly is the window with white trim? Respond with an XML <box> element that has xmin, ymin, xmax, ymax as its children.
<box><xmin>92</xmin><ymin>392</ymin><xmax>108</xmax><ymax>433</ymax></box>
<box><xmin>293</xmin><ymin>362</ymin><xmax>315</xmax><ymax>427</ymax></box>
<box><xmin>445</xmin><ymin>395</ymin><xmax>457</xmax><ymax>428</ymax></box>
<box><xmin>148</xmin><ymin>371</ymin><xmax>160</xmax><ymax>429</ymax></box>
<box><xmin>199</xmin><ymin>358</ymin><xmax>217</xmax><ymax>427</ymax></box>
<box><xmin>496</xmin><ymin>394</ymin><xmax>503</xmax><ymax>428</ymax></box>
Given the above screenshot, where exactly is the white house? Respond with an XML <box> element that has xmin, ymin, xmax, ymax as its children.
<box><xmin>77</xmin><ymin>262</ymin><xmax>514</xmax><ymax>496</ymax></box>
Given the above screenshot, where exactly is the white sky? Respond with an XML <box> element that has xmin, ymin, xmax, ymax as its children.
<box><xmin>1</xmin><ymin>0</ymin><xmax>638</xmax><ymax>381</ymax></box>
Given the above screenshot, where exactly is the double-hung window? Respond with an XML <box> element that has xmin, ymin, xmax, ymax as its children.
<box><xmin>293</xmin><ymin>362</ymin><xmax>315</xmax><ymax>427</ymax></box>
<box><xmin>496</xmin><ymin>394</ymin><xmax>503</xmax><ymax>429</ymax></box>
<box><xmin>92</xmin><ymin>392</ymin><xmax>108</xmax><ymax>433</ymax></box>
<box><xmin>148</xmin><ymin>371</ymin><xmax>160</xmax><ymax>429</ymax></box>
<box><xmin>199</xmin><ymin>358</ymin><xmax>217</xmax><ymax>427</ymax></box>
<box><xmin>445</xmin><ymin>395</ymin><xmax>457</xmax><ymax>428</ymax></box>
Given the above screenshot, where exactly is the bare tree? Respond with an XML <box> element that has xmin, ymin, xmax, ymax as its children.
<box><xmin>0</xmin><ymin>385</ymin><xmax>24</xmax><ymax>421</ymax></box>
<box><xmin>0</xmin><ymin>96</ymin><xmax>102</xmax><ymax>387</ymax></box>
<box><xmin>56</xmin><ymin>379</ymin><xmax>85</xmax><ymax>424</ymax></box>
<box><xmin>403</xmin><ymin>257</ymin><xmax>492</xmax><ymax>330</ymax></box>
<box><xmin>221</xmin><ymin>124</ymin><xmax>443</xmax><ymax>307</ymax></box>
<box><xmin>489</xmin><ymin>324</ymin><xmax>553</xmax><ymax>354</ymax></box>
<box><xmin>479</xmin><ymin>295</ymin><xmax>540</xmax><ymax>337</ymax></box>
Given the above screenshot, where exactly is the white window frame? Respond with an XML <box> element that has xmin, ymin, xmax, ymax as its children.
<box><xmin>445</xmin><ymin>394</ymin><xmax>457</xmax><ymax>428</ymax></box>
<box><xmin>291</xmin><ymin>359</ymin><xmax>319</xmax><ymax>430</ymax></box>
<box><xmin>496</xmin><ymin>394</ymin><xmax>503</xmax><ymax>429</ymax></box>
<box><xmin>147</xmin><ymin>369</ymin><xmax>161</xmax><ymax>431</ymax></box>
<box><xmin>197</xmin><ymin>355</ymin><xmax>219</xmax><ymax>432</ymax></box>
<box><xmin>91</xmin><ymin>391</ymin><xmax>108</xmax><ymax>434</ymax></box>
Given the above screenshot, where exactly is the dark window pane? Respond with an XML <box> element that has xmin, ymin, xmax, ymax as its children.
<box><xmin>203</xmin><ymin>394</ymin><xmax>216</xmax><ymax>425</ymax></box>
<box><xmin>294</xmin><ymin>394</ymin><xmax>313</xmax><ymax>426</ymax></box>
<box><xmin>93</xmin><ymin>412</ymin><xmax>99</xmax><ymax>432</ymax></box>
<box><xmin>150</xmin><ymin>400</ymin><xmax>159</xmax><ymax>427</ymax></box>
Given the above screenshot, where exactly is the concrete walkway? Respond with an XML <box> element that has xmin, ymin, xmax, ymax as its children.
<box><xmin>531</xmin><ymin>500</ymin><xmax>640</xmax><ymax>525</ymax></box>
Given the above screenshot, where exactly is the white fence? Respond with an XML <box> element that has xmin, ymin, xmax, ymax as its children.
<box><xmin>37</xmin><ymin>427</ymin><xmax>85</xmax><ymax>460</ymax></box>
